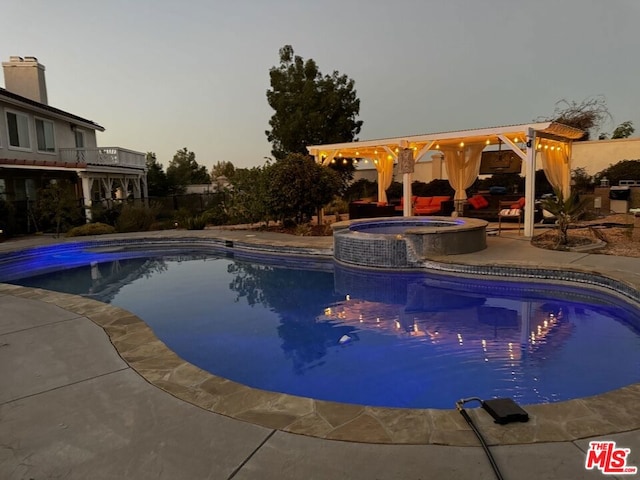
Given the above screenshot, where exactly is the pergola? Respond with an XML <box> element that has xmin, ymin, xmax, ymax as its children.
<box><xmin>307</xmin><ymin>122</ymin><xmax>584</xmax><ymax>237</ymax></box>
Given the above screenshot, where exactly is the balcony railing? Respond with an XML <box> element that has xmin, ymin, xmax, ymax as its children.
<box><xmin>58</xmin><ymin>147</ymin><xmax>146</xmax><ymax>170</ymax></box>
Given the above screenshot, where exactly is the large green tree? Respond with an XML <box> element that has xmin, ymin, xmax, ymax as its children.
<box><xmin>266</xmin><ymin>153</ymin><xmax>342</xmax><ymax>224</ymax></box>
<box><xmin>166</xmin><ymin>148</ymin><xmax>211</xmax><ymax>194</ymax></box>
<box><xmin>145</xmin><ymin>152</ymin><xmax>170</xmax><ymax>197</ymax></box>
<box><xmin>265</xmin><ymin>45</ymin><xmax>363</xmax><ymax>174</ymax></box>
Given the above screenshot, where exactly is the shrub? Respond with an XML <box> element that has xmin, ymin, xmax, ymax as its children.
<box><xmin>91</xmin><ymin>203</ymin><xmax>123</xmax><ymax>226</ymax></box>
<box><xmin>293</xmin><ymin>223</ymin><xmax>312</xmax><ymax>236</ymax></box>
<box><xmin>182</xmin><ymin>214</ymin><xmax>209</xmax><ymax>230</ymax></box>
<box><xmin>66</xmin><ymin>222</ymin><xmax>116</xmax><ymax>237</ymax></box>
<box><xmin>35</xmin><ymin>180</ymin><xmax>84</xmax><ymax>236</ymax></box>
<box><xmin>115</xmin><ymin>204</ymin><xmax>157</xmax><ymax>232</ymax></box>
<box><xmin>385</xmin><ymin>182</ymin><xmax>403</xmax><ymax>201</ymax></box>
<box><xmin>594</xmin><ymin>159</ymin><xmax>640</xmax><ymax>186</ymax></box>
<box><xmin>324</xmin><ymin>197</ymin><xmax>349</xmax><ymax>215</ymax></box>
<box><xmin>0</xmin><ymin>198</ymin><xmax>16</xmax><ymax>237</ymax></box>
<box><xmin>412</xmin><ymin>179</ymin><xmax>455</xmax><ymax>197</ymax></box>
<box><xmin>540</xmin><ymin>188</ymin><xmax>591</xmax><ymax>246</ymax></box>
<box><xmin>345</xmin><ymin>178</ymin><xmax>376</xmax><ymax>201</ymax></box>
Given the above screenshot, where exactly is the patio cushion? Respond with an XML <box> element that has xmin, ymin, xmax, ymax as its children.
<box><xmin>499</xmin><ymin>208</ymin><xmax>521</xmax><ymax>217</ymax></box>
<box><xmin>415</xmin><ymin>197</ymin><xmax>432</xmax><ymax>206</ymax></box>
<box><xmin>431</xmin><ymin>196</ymin><xmax>451</xmax><ymax>207</ymax></box>
<box><xmin>469</xmin><ymin>195</ymin><xmax>487</xmax><ymax>210</ymax></box>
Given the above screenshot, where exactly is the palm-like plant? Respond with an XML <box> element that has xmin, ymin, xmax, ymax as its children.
<box><xmin>540</xmin><ymin>188</ymin><xmax>591</xmax><ymax>246</ymax></box>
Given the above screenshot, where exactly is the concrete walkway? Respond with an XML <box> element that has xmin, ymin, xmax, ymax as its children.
<box><xmin>1</xmin><ymin>229</ymin><xmax>639</xmax><ymax>479</ymax></box>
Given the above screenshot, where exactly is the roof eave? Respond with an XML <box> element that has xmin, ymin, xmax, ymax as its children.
<box><xmin>0</xmin><ymin>89</ymin><xmax>105</xmax><ymax>132</ymax></box>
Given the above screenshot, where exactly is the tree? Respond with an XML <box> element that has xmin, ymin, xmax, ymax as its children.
<box><xmin>228</xmin><ymin>165</ymin><xmax>272</xmax><ymax>225</ymax></box>
<box><xmin>266</xmin><ymin>153</ymin><xmax>342</xmax><ymax>224</ymax></box>
<box><xmin>145</xmin><ymin>152</ymin><xmax>170</xmax><ymax>197</ymax></box>
<box><xmin>611</xmin><ymin>121</ymin><xmax>635</xmax><ymax>139</ymax></box>
<box><xmin>594</xmin><ymin>159</ymin><xmax>640</xmax><ymax>186</ymax></box>
<box><xmin>211</xmin><ymin>161</ymin><xmax>236</xmax><ymax>180</ymax></box>
<box><xmin>571</xmin><ymin>167</ymin><xmax>593</xmax><ymax>193</ymax></box>
<box><xmin>166</xmin><ymin>148</ymin><xmax>211</xmax><ymax>194</ymax></box>
<box><xmin>538</xmin><ymin>96</ymin><xmax>612</xmax><ymax>140</ymax></box>
<box><xmin>265</xmin><ymin>45</ymin><xmax>363</xmax><ymax>180</ymax></box>
<box><xmin>36</xmin><ymin>179</ymin><xmax>83</xmax><ymax>237</ymax></box>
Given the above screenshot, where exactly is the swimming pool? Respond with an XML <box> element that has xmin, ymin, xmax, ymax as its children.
<box><xmin>2</xmin><ymin>246</ymin><xmax>639</xmax><ymax>409</ymax></box>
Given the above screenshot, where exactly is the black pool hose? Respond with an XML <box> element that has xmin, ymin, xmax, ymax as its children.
<box><xmin>456</xmin><ymin>398</ymin><xmax>505</xmax><ymax>480</ymax></box>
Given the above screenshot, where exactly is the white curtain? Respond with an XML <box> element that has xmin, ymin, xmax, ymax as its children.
<box><xmin>442</xmin><ymin>143</ymin><xmax>485</xmax><ymax>201</ymax></box>
<box><xmin>375</xmin><ymin>155</ymin><xmax>395</xmax><ymax>204</ymax></box>
<box><xmin>541</xmin><ymin>142</ymin><xmax>571</xmax><ymax>197</ymax></box>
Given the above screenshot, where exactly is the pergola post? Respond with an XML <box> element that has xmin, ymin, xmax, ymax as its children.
<box><xmin>79</xmin><ymin>174</ymin><xmax>94</xmax><ymax>222</ymax></box>
<box><xmin>524</xmin><ymin>128</ymin><xmax>537</xmax><ymax>237</ymax></box>
<box><xmin>403</xmin><ymin>173</ymin><xmax>412</xmax><ymax>217</ymax></box>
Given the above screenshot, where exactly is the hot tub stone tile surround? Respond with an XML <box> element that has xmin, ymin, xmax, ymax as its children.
<box><xmin>0</xmin><ymin>231</ymin><xmax>639</xmax><ymax>446</ymax></box>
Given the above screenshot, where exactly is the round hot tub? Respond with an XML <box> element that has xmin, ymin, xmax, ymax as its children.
<box><xmin>332</xmin><ymin>216</ymin><xmax>488</xmax><ymax>268</ymax></box>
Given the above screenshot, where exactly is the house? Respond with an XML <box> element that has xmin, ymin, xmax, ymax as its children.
<box><xmin>0</xmin><ymin>56</ymin><xmax>147</xmax><ymax>232</ymax></box>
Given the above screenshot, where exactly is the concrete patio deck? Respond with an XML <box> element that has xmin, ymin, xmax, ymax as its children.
<box><xmin>1</xmin><ymin>228</ymin><xmax>638</xmax><ymax>479</ymax></box>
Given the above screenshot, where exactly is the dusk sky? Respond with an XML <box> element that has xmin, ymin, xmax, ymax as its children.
<box><xmin>3</xmin><ymin>0</ymin><xmax>639</xmax><ymax>171</ymax></box>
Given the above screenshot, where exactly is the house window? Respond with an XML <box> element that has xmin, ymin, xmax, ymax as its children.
<box><xmin>6</xmin><ymin>111</ymin><xmax>31</xmax><ymax>150</ymax></box>
<box><xmin>75</xmin><ymin>129</ymin><xmax>85</xmax><ymax>148</ymax></box>
<box><xmin>35</xmin><ymin>118</ymin><xmax>55</xmax><ymax>153</ymax></box>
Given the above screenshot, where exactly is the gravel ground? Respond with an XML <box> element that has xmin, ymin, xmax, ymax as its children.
<box><xmin>531</xmin><ymin>213</ymin><xmax>640</xmax><ymax>257</ymax></box>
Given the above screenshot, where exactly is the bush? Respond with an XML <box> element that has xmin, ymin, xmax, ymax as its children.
<box><xmin>412</xmin><ymin>179</ymin><xmax>455</xmax><ymax>197</ymax></box>
<box><xmin>324</xmin><ymin>197</ymin><xmax>349</xmax><ymax>215</ymax></box>
<box><xmin>594</xmin><ymin>159</ymin><xmax>640</xmax><ymax>186</ymax></box>
<box><xmin>91</xmin><ymin>203</ymin><xmax>123</xmax><ymax>226</ymax></box>
<box><xmin>385</xmin><ymin>182</ymin><xmax>403</xmax><ymax>201</ymax></box>
<box><xmin>293</xmin><ymin>223</ymin><xmax>312</xmax><ymax>236</ymax></box>
<box><xmin>0</xmin><ymin>198</ymin><xmax>16</xmax><ymax>237</ymax></box>
<box><xmin>115</xmin><ymin>204</ymin><xmax>157</xmax><ymax>232</ymax></box>
<box><xmin>182</xmin><ymin>214</ymin><xmax>209</xmax><ymax>230</ymax></box>
<box><xmin>66</xmin><ymin>222</ymin><xmax>116</xmax><ymax>237</ymax></box>
<box><xmin>345</xmin><ymin>178</ymin><xmax>376</xmax><ymax>201</ymax></box>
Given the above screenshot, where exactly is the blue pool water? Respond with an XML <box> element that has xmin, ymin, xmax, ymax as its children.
<box><xmin>2</xmin><ymin>247</ymin><xmax>639</xmax><ymax>409</ymax></box>
<box><xmin>349</xmin><ymin>219</ymin><xmax>460</xmax><ymax>235</ymax></box>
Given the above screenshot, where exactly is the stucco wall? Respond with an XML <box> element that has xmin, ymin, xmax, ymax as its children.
<box><xmin>571</xmin><ymin>138</ymin><xmax>640</xmax><ymax>175</ymax></box>
<box><xmin>0</xmin><ymin>99</ymin><xmax>98</xmax><ymax>161</ymax></box>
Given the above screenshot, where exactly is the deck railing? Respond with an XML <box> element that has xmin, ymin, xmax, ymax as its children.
<box><xmin>58</xmin><ymin>147</ymin><xmax>146</xmax><ymax>170</ymax></box>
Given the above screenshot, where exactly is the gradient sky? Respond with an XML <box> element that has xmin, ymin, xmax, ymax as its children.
<box><xmin>3</xmin><ymin>0</ymin><xmax>639</xmax><ymax>171</ymax></box>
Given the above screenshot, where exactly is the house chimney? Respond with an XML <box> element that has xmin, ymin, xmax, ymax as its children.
<box><xmin>2</xmin><ymin>56</ymin><xmax>48</xmax><ymax>104</ymax></box>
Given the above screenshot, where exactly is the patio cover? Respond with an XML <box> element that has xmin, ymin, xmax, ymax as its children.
<box><xmin>307</xmin><ymin>122</ymin><xmax>583</xmax><ymax>237</ymax></box>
